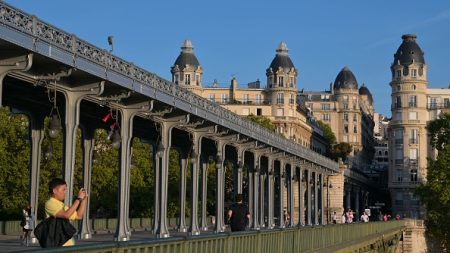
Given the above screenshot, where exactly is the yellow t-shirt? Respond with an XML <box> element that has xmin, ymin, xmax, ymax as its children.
<box><xmin>45</xmin><ymin>197</ymin><xmax>78</xmax><ymax>246</ymax></box>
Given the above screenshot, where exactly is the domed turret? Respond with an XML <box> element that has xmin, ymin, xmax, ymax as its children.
<box><xmin>359</xmin><ymin>83</ymin><xmax>373</xmax><ymax>104</ymax></box>
<box><xmin>334</xmin><ymin>67</ymin><xmax>358</xmax><ymax>90</ymax></box>
<box><xmin>171</xmin><ymin>40</ymin><xmax>203</xmax><ymax>92</ymax></box>
<box><xmin>173</xmin><ymin>40</ymin><xmax>200</xmax><ymax>68</ymax></box>
<box><xmin>266</xmin><ymin>42</ymin><xmax>297</xmax><ymax>89</ymax></box>
<box><xmin>269</xmin><ymin>42</ymin><xmax>295</xmax><ymax>71</ymax></box>
<box><xmin>393</xmin><ymin>34</ymin><xmax>425</xmax><ymax>66</ymax></box>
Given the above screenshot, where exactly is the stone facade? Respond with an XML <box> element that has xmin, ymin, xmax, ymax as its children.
<box><xmin>171</xmin><ymin>40</ymin><xmax>327</xmax><ymax>154</ymax></box>
<box><xmin>298</xmin><ymin>67</ymin><xmax>375</xmax><ymax>169</ymax></box>
<box><xmin>388</xmin><ymin>34</ymin><xmax>450</xmax><ymax>218</ymax></box>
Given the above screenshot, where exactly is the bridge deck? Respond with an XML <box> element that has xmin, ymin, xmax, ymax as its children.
<box><xmin>1</xmin><ymin>221</ymin><xmax>404</xmax><ymax>253</ymax></box>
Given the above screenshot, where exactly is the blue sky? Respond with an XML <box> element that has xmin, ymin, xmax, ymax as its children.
<box><xmin>5</xmin><ymin>0</ymin><xmax>450</xmax><ymax>116</ymax></box>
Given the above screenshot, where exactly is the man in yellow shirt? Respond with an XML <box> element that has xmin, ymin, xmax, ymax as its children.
<box><xmin>45</xmin><ymin>178</ymin><xmax>88</xmax><ymax>246</ymax></box>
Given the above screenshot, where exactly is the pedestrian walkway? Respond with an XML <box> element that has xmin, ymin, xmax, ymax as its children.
<box><xmin>0</xmin><ymin>229</ymin><xmax>216</xmax><ymax>253</ymax></box>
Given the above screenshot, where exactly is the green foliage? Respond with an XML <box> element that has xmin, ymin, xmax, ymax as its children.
<box><xmin>0</xmin><ymin>108</ymin><xmax>30</xmax><ymax>219</ymax></box>
<box><xmin>416</xmin><ymin>114</ymin><xmax>450</xmax><ymax>250</ymax></box>
<box><xmin>0</xmin><ymin>104</ymin><xmax>229</xmax><ymax>222</ymax></box>
<box><xmin>331</xmin><ymin>142</ymin><xmax>352</xmax><ymax>161</ymax></box>
<box><xmin>427</xmin><ymin>113</ymin><xmax>450</xmax><ymax>151</ymax></box>
<box><xmin>246</xmin><ymin>114</ymin><xmax>276</xmax><ymax>132</ymax></box>
<box><xmin>317</xmin><ymin>120</ymin><xmax>336</xmax><ymax>156</ymax></box>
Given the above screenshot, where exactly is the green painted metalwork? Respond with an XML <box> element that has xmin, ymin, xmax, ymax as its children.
<box><xmin>21</xmin><ymin>221</ymin><xmax>403</xmax><ymax>253</ymax></box>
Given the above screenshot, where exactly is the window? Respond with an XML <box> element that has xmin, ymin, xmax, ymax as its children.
<box><xmin>352</xmin><ymin>135</ymin><xmax>357</xmax><ymax>142</ymax></box>
<box><xmin>395</xmin><ymin>112</ymin><xmax>402</xmax><ymax>121</ymax></box>
<box><xmin>255</xmin><ymin>94</ymin><xmax>261</xmax><ymax>105</ymax></box>
<box><xmin>410</xmin><ymin>129</ymin><xmax>418</xmax><ymax>144</ymax></box>
<box><xmin>353</xmin><ymin>114</ymin><xmax>357</xmax><ymax>122</ymax></box>
<box><xmin>445</xmin><ymin>98</ymin><xmax>450</xmax><ymax>108</ymax></box>
<box><xmin>409</xmin><ymin>96</ymin><xmax>417</xmax><ymax>107</ymax></box>
<box><xmin>343</xmin><ymin>113</ymin><xmax>349</xmax><ymax>122</ymax></box>
<box><xmin>411</xmin><ymin>69</ymin><xmax>417</xmax><ymax>77</ymax></box>
<box><xmin>321</xmin><ymin>103</ymin><xmax>330</xmax><ymax>111</ymax></box>
<box><xmin>343</xmin><ymin>103</ymin><xmax>349</xmax><ymax>110</ymax></box>
<box><xmin>410</xmin><ymin>169</ymin><xmax>418</xmax><ymax>182</ymax></box>
<box><xmin>196</xmin><ymin>74</ymin><xmax>200</xmax><ymax>86</ymax></box>
<box><xmin>429</xmin><ymin>98</ymin><xmax>437</xmax><ymax>108</ymax></box>
<box><xmin>353</xmin><ymin>125</ymin><xmax>357</xmax><ymax>133</ymax></box>
<box><xmin>343</xmin><ymin>135</ymin><xmax>348</xmax><ymax>142</ymax></box>
<box><xmin>208</xmin><ymin>94</ymin><xmax>215</xmax><ymax>103</ymax></box>
<box><xmin>395</xmin><ymin>96</ymin><xmax>402</xmax><ymax>108</ymax></box>
<box><xmin>409</xmin><ymin>148</ymin><xmax>418</xmax><ymax>160</ymax></box>
<box><xmin>289</xmin><ymin>94</ymin><xmax>295</xmax><ymax>105</ymax></box>
<box><xmin>256</xmin><ymin>108</ymin><xmax>262</xmax><ymax>116</ymax></box>
<box><xmin>278</xmin><ymin>76</ymin><xmax>284</xmax><ymax>87</ymax></box>
<box><xmin>277</xmin><ymin>93</ymin><xmax>284</xmax><ymax>104</ymax></box>
<box><xmin>276</xmin><ymin>108</ymin><xmax>284</xmax><ymax>116</ymax></box>
<box><xmin>409</xmin><ymin>112</ymin><xmax>418</xmax><ymax>120</ymax></box>
<box><xmin>396</xmin><ymin>70</ymin><xmax>401</xmax><ymax>79</ymax></box>
<box><xmin>221</xmin><ymin>94</ymin><xmax>228</xmax><ymax>103</ymax></box>
<box><xmin>185</xmin><ymin>74</ymin><xmax>191</xmax><ymax>85</ymax></box>
<box><xmin>289</xmin><ymin>77</ymin><xmax>294</xmax><ymax>87</ymax></box>
<box><xmin>174</xmin><ymin>74</ymin><xmax>179</xmax><ymax>84</ymax></box>
<box><xmin>395</xmin><ymin>148</ymin><xmax>403</xmax><ymax>164</ymax></box>
<box><xmin>321</xmin><ymin>113</ymin><xmax>330</xmax><ymax>121</ymax></box>
<box><xmin>243</xmin><ymin>94</ymin><xmax>249</xmax><ymax>104</ymax></box>
<box><xmin>344</xmin><ymin>125</ymin><xmax>349</xmax><ymax>134</ymax></box>
<box><xmin>394</xmin><ymin>129</ymin><xmax>403</xmax><ymax>145</ymax></box>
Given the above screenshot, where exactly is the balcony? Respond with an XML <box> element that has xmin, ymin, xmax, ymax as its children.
<box><xmin>427</xmin><ymin>102</ymin><xmax>450</xmax><ymax>110</ymax></box>
<box><xmin>409</xmin><ymin>102</ymin><xmax>417</xmax><ymax>108</ymax></box>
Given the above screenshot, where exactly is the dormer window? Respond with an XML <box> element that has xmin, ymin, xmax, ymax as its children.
<box><xmin>411</xmin><ymin>69</ymin><xmax>417</xmax><ymax>78</ymax></box>
<box><xmin>278</xmin><ymin>76</ymin><xmax>284</xmax><ymax>87</ymax></box>
<box><xmin>185</xmin><ymin>74</ymin><xmax>191</xmax><ymax>85</ymax></box>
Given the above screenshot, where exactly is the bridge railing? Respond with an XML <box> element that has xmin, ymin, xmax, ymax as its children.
<box><xmin>0</xmin><ymin>1</ymin><xmax>338</xmax><ymax>172</ymax></box>
<box><xmin>29</xmin><ymin>221</ymin><xmax>404</xmax><ymax>253</ymax></box>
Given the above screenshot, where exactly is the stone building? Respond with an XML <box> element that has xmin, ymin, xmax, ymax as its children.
<box><xmin>171</xmin><ymin>40</ymin><xmax>327</xmax><ymax>154</ymax></box>
<box><xmin>388</xmin><ymin>34</ymin><xmax>450</xmax><ymax>218</ymax></box>
<box><xmin>298</xmin><ymin>67</ymin><xmax>375</xmax><ymax>168</ymax></box>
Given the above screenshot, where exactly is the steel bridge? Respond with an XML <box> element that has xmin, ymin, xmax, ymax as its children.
<box><xmin>0</xmin><ymin>2</ymin><xmax>401</xmax><ymax>252</ymax></box>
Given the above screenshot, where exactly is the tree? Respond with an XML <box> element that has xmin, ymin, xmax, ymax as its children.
<box><xmin>0</xmin><ymin>108</ymin><xmax>30</xmax><ymax>219</ymax></box>
<box><xmin>331</xmin><ymin>142</ymin><xmax>352</xmax><ymax>162</ymax></box>
<box><xmin>427</xmin><ymin>113</ymin><xmax>450</xmax><ymax>151</ymax></box>
<box><xmin>416</xmin><ymin>113</ymin><xmax>450</xmax><ymax>250</ymax></box>
<box><xmin>246</xmin><ymin>114</ymin><xmax>276</xmax><ymax>132</ymax></box>
<box><xmin>317</xmin><ymin>120</ymin><xmax>336</xmax><ymax>157</ymax></box>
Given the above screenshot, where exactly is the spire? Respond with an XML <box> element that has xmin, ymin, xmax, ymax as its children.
<box><xmin>276</xmin><ymin>42</ymin><xmax>289</xmax><ymax>56</ymax></box>
<box><xmin>181</xmin><ymin>39</ymin><xmax>194</xmax><ymax>53</ymax></box>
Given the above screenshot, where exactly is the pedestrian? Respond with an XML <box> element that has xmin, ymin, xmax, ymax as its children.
<box><xmin>395</xmin><ymin>214</ymin><xmax>401</xmax><ymax>220</ymax></box>
<box><xmin>341</xmin><ymin>212</ymin><xmax>346</xmax><ymax>224</ymax></box>
<box><xmin>383</xmin><ymin>213</ymin><xmax>388</xmax><ymax>221</ymax></box>
<box><xmin>283</xmin><ymin>209</ymin><xmax>291</xmax><ymax>226</ymax></box>
<box><xmin>332</xmin><ymin>211</ymin><xmax>337</xmax><ymax>224</ymax></box>
<box><xmin>360</xmin><ymin>211</ymin><xmax>369</xmax><ymax>222</ymax></box>
<box><xmin>346</xmin><ymin>209</ymin><xmax>354</xmax><ymax>223</ymax></box>
<box><xmin>20</xmin><ymin>204</ymin><xmax>33</xmax><ymax>246</ymax></box>
<box><xmin>227</xmin><ymin>194</ymin><xmax>250</xmax><ymax>232</ymax></box>
<box><xmin>44</xmin><ymin>178</ymin><xmax>88</xmax><ymax>246</ymax></box>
